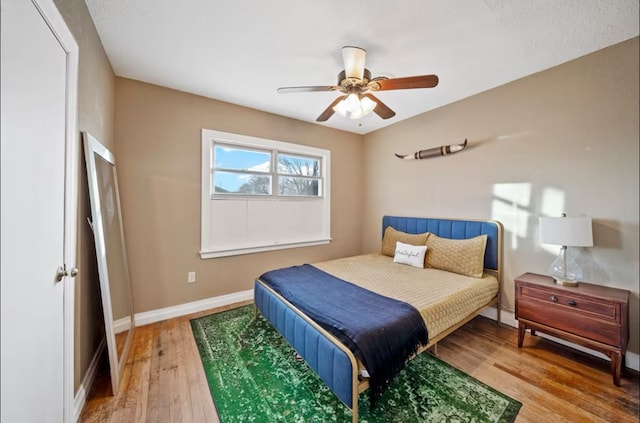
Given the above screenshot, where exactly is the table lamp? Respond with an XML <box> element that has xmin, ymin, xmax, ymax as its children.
<box><xmin>539</xmin><ymin>214</ymin><xmax>593</xmax><ymax>286</ymax></box>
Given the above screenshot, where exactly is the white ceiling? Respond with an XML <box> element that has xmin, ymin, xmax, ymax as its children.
<box><xmin>85</xmin><ymin>0</ymin><xmax>639</xmax><ymax>135</ymax></box>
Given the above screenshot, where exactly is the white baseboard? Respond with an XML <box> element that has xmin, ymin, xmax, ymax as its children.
<box><xmin>73</xmin><ymin>338</ymin><xmax>106</xmax><ymax>422</ymax></box>
<box><xmin>133</xmin><ymin>289</ymin><xmax>254</xmax><ymax>327</ymax></box>
<box><xmin>112</xmin><ymin>316</ymin><xmax>132</xmax><ymax>335</ymax></box>
<box><xmin>480</xmin><ymin>306</ymin><xmax>639</xmax><ymax>372</ymax></box>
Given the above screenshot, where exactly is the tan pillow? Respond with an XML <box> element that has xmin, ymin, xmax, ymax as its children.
<box><xmin>381</xmin><ymin>226</ymin><xmax>429</xmax><ymax>257</ymax></box>
<box><xmin>425</xmin><ymin>233</ymin><xmax>487</xmax><ymax>278</ymax></box>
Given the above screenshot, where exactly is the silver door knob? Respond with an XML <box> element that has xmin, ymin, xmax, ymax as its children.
<box><xmin>56</xmin><ymin>266</ymin><xmax>67</xmax><ymax>282</ymax></box>
<box><xmin>56</xmin><ymin>266</ymin><xmax>79</xmax><ymax>282</ymax></box>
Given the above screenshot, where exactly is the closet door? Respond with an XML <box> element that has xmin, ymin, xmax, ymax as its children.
<box><xmin>1</xmin><ymin>0</ymin><xmax>78</xmax><ymax>421</ymax></box>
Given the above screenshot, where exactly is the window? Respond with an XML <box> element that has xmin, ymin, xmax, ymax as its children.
<box><xmin>276</xmin><ymin>153</ymin><xmax>322</xmax><ymax>196</ymax></box>
<box><xmin>201</xmin><ymin>129</ymin><xmax>331</xmax><ymax>258</ymax></box>
<box><xmin>212</xmin><ymin>145</ymin><xmax>323</xmax><ymax>197</ymax></box>
<box><xmin>213</xmin><ymin>145</ymin><xmax>272</xmax><ymax>195</ymax></box>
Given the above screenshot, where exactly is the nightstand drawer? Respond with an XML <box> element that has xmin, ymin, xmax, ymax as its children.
<box><xmin>520</xmin><ymin>286</ymin><xmax>620</xmax><ymax>323</ymax></box>
<box><xmin>517</xmin><ymin>299</ymin><xmax>622</xmax><ymax>346</ymax></box>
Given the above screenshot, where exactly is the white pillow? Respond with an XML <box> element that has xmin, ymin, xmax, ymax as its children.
<box><xmin>393</xmin><ymin>241</ymin><xmax>428</xmax><ymax>268</ymax></box>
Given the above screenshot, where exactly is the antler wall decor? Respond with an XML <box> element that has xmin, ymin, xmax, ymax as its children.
<box><xmin>395</xmin><ymin>139</ymin><xmax>468</xmax><ymax>160</ymax></box>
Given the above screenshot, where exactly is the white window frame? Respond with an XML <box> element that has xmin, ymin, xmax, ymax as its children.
<box><xmin>200</xmin><ymin>129</ymin><xmax>331</xmax><ymax>258</ymax></box>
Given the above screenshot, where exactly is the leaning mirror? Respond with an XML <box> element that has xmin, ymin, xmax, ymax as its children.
<box><xmin>83</xmin><ymin>132</ymin><xmax>135</xmax><ymax>395</ymax></box>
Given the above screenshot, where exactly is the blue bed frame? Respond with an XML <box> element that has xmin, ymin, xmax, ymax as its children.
<box><xmin>254</xmin><ymin>216</ymin><xmax>503</xmax><ymax>422</ymax></box>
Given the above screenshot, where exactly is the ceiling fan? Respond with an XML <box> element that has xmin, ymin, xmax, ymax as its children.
<box><xmin>277</xmin><ymin>46</ymin><xmax>439</xmax><ymax>122</ymax></box>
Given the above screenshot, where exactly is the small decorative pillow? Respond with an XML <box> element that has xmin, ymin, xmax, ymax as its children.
<box><xmin>381</xmin><ymin>226</ymin><xmax>429</xmax><ymax>257</ymax></box>
<box><xmin>393</xmin><ymin>241</ymin><xmax>428</xmax><ymax>268</ymax></box>
<box><xmin>425</xmin><ymin>233</ymin><xmax>488</xmax><ymax>278</ymax></box>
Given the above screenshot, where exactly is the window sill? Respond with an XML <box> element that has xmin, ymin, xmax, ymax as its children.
<box><xmin>199</xmin><ymin>238</ymin><xmax>332</xmax><ymax>259</ymax></box>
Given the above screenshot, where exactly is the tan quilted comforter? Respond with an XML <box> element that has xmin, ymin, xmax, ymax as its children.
<box><xmin>313</xmin><ymin>253</ymin><xmax>499</xmax><ymax>339</ymax></box>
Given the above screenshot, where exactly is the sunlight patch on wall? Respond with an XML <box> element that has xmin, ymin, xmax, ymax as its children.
<box><xmin>491</xmin><ymin>183</ymin><xmax>531</xmax><ymax>250</ymax></box>
<box><xmin>539</xmin><ymin>187</ymin><xmax>566</xmax><ymax>254</ymax></box>
<box><xmin>540</xmin><ymin>187</ymin><xmax>565</xmax><ymax>217</ymax></box>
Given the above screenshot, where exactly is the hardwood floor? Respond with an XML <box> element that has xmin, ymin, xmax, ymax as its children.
<box><xmin>79</xmin><ymin>301</ymin><xmax>639</xmax><ymax>422</ymax></box>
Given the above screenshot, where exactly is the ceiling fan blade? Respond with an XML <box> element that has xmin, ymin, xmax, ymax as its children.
<box><xmin>363</xmin><ymin>93</ymin><xmax>396</xmax><ymax>119</ymax></box>
<box><xmin>316</xmin><ymin>95</ymin><xmax>346</xmax><ymax>122</ymax></box>
<box><xmin>369</xmin><ymin>74</ymin><xmax>439</xmax><ymax>91</ymax></box>
<box><xmin>342</xmin><ymin>46</ymin><xmax>366</xmax><ymax>80</ymax></box>
<box><xmin>277</xmin><ymin>85</ymin><xmax>341</xmax><ymax>94</ymax></box>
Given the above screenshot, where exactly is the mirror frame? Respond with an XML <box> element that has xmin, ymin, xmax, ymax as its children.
<box><xmin>83</xmin><ymin>131</ymin><xmax>135</xmax><ymax>394</ymax></box>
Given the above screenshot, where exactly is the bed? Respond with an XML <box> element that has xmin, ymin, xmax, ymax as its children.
<box><xmin>254</xmin><ymin>216</ymin><xmax>503</xmax><ymax>422</ymax></box>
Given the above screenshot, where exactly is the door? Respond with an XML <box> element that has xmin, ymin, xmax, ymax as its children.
<box><xmin>1</xmin><ymin>0</ymin><xmax>79</xmax><ymax>422</ymax></box>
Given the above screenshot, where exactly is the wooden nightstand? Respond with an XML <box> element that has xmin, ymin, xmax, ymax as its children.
<box><xmin>515</xmin><ymin>272</ymin><xmax>630</xmax><ymax>386</ymax></box>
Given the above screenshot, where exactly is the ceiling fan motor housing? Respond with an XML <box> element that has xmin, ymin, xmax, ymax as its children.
<box><xmin>338</xmin><ymin>69</ymin><xmax>372</xmax><ymax>91</ymax></box>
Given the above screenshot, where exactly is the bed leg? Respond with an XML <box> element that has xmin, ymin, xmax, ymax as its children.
<box><xmin>351</xmin><ymin>368</ymin><xmax>358</xmax><ymax>422</ymax></box>
<box><xmin>432</xmin><ymin>342</ymin><xmax>438</xmax><ymax>356</ymax></box>
<box><xmin>496</xmin><ymin>302</ymin><xmax>502</xmax><ymax>326</ymax></box>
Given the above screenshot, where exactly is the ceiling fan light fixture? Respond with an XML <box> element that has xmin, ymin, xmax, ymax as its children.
<box><xmin>278</xmin><ymin>46</ymin><xmax>437</xmax><ymax>122</ymax></box>
<box><xmin>332</xmin><ymin>99</ymin><xmax>349</xmax><ymax>117</ymax></box>
<box><xmin>333</xmin><ymin>93</ymin><xmax>377</xmax><ymax>120</ymax></box>
<box><xmin>360</xmin><ymin>95</ymin><xmax>377</xmax><ymax>114</ymax></box>
<box><xmin>342</xmin><ymin>46</ymin><xmax>366</xmax><ymax>80</ymax></box>
<box><xmin>344</xmin><ymin>93</ymin><xmax>360</xmax><ymax>112</ymax></box>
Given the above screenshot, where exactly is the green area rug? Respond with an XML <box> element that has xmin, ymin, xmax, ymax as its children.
<box><xmin>191</xmin><ymin>305</ymin><xmax>521</xmax><ymax>422</ymax></box>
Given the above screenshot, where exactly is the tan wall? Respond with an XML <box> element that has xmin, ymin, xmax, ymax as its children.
<box><xmin>53</xmin><ymin>0</ymin><xmax>116</xmax><ymax>393</ymax></box>
<box><xmin>362</xmin><ymin>37</ymin><xmax>640</xmax><ymax>355</ymax></box>
<box><xmin>47</xmin><ymin>0</ymin><xmax>640</xmax><ymax>392</ymax></box>
<box><xmin>114</xmin><ymin>79</ymin><xmax>364</xmax><ymax>313</ymax></box>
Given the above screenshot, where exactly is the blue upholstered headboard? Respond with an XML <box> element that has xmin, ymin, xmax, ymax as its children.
<box><xmin>382</xmin><ymin>216</ymin><xmax>502</xmax><ymax>272</ymax></box>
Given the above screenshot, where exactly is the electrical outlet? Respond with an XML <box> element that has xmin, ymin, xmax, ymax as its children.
<box><xmin>187</xmin><ymin>271</ymin><xmax>196</xmax><ymax>283</ymax></box>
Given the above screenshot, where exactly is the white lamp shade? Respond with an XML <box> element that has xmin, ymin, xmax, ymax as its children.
<box><xmin>360</xmin><ymin>95</ymin><xmax>377</xmax><ymax>114</ymax></box>
<box><xmin>344</xmin><ymin>93</ymin><xmax>360</xmax><ymax>112</ymax></box>
<box><xmin>539</xmin><ymin>216</ymin><xmax>593</xmax><ymax>247</ymax></box>
<box><xmin>332</xmin><ymin>99</ymin><xmax>349</xmax><ymax>117</ymax></box>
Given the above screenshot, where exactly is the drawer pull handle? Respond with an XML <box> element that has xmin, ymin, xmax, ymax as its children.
<box><xmin>549</xmin><ymin>295</ymin><xmax>558</xmax><ymax>302</ymax></box>
<box><xmin>567</xmin><ymin>300</ymin><xmax>577</xmax><ymax>307</ymax></box>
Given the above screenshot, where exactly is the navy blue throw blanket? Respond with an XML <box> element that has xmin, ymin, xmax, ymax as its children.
<box><xmin>259</xmin><ymin>264</ymin><xmax>428</xmax><ymax>406</ymax></box>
